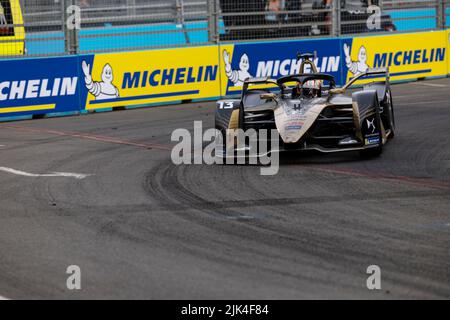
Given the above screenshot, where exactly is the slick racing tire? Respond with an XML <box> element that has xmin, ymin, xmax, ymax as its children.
<box><xmin>359</xmin><ymin>144</ymin><xmax>383</xmax><ymax>159</ymax></box>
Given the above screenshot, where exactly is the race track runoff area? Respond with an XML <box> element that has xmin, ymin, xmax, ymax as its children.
<box><xmin>0</xmin><ymin>78</ymin><xmax>449</xmax><ymax>299</ymax></box>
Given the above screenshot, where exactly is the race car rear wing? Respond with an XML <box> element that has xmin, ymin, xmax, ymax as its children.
<box><xmin>243</xmin><ymin>77</ymin><xmax>279</xmax><ymax>93</ymax></box>
<box><xmin>343</xmin><ymin>68</ymin><xmax>390</xmax><ymax>90</ymax></box>
<box><xmin>330</xmin><ymin>68</ymin><xmax>390</xmax><ymax>94</ymax></box>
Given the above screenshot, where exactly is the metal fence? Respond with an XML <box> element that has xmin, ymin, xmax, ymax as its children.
<box><xmin>0</xmin><ymin>0</ymin><xmax>449</xmax><ymax>58</ymax></box>
<box><xmin>446</xmin><ymin>0</ymin><xmax>450</xmax><ymax>25</ymax></box>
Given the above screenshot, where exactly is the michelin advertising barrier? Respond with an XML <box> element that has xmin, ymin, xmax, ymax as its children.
<box><xmin>82</xmin><ymin>46</ymin><xmax>221</xmax><ymax>110</ymax></box>
<box><xmin>343</xmin><ymin>31</ymin><xmax>448</xmax><ymax>84</ymax></box>
<box><xmin>219</xmin><ymin>38</ymin><xmax>344</xmax><ymax>97</ymax></box>
<box><xmin>0</xmin><ymin>46</ymin><xmax>222</xmax><ymax>118</ymax></box>
<box><xmin>0</xmin><ymin>31</ymin><xmax>449</xmax><ymax>119</ymax></box>
<box><xmin>220</xmin><ymin>30</ymin><xmax>448</xmax><ymax>94</ymax></box>
<box><xmin>447</xmin><ymin>29</ymin><xmax>450</xmax><ymax>76</ymax></box>
<box><xmin>0</xmin><ymin>56</ymin><xmax>81</xmax><ymax>117</ymax></box>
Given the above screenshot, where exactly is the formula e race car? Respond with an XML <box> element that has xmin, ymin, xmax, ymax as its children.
<box><xmin>215</xmin><ymin>54</ymin><xmax>395</xmax><ymax>160</ymax></box>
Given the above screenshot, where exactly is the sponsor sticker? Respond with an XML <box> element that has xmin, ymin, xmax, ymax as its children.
<box><xmin>366</xmin><ymin>136</ymin><xmax>381</xmax><ymax>145</ymax></box>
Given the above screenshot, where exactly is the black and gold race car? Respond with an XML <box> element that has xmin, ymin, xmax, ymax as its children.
<box><xmin>215</xmin><ymin>54</ymin><xmax>395</xmax><ymax>159</ymax></box>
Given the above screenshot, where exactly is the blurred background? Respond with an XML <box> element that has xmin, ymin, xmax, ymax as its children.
<box><xmin>0</xmin><ymin>0</ymin><xmax>449</xmax><ymax>57</ymax></box>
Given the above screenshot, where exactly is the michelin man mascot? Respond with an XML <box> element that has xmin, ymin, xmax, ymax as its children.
<box><xmin>82</xmin><ymin>61</ymin><xmax>119</xmax><ymax>100</ymax></box>
<box><xmin>343</xmin><ymin>44</ymin><xmax>369</xmax><ymax>75</ymax></box>
<box><xmin>223</xmin><ymin>50</ymin><xmax>253</xmax><ymax>87</ymax></box>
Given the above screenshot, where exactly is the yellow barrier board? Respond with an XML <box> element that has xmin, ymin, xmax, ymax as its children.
<box><xmin>345</xmin><ymin>31</ymin><xmax>448</xmax><ymax>84</ymax></box>
<box><xmin>447</xmin><ymin>29</ymin><xmax>450</xmax><ymax>75</ymax></box>
<box><xmin>0</xmin><ymin>0</ymin><xmax>25</xmax><ymax>56</ymax></box>
<box><xmin>83</xmin><ymin>46</ymin><xmax>221</xmax><ymax>110</ymax></box>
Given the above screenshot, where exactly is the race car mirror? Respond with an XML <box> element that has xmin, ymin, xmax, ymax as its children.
<box><xmin>330</xmin><ymin>88</ymin><xmax>346</xmax><ymax>95</ymax></box>
<box><xmin>0</xmin><ymin>2</ymin><xmax>9</xmax><ymax>34</ymax></box>
<box><xmin>260</xmin><ymin>93</ymin><xmax>277</xmax><ymax>100</ymax></box>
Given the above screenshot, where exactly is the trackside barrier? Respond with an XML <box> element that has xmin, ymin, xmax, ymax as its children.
<box><xmin>220</xmin><ymin>31</ymin><xmax>449</xmax><ymax>94</ymax></box>
<box><xmin>447</xmin><ymin>29</ymin><xmax>450</xmax><ymax>76</ymax></box>
<box><xmin>0</xmin><ymin>30</ymin><xmax>449</xmax><ymax>121</ymax></box>
<box><xmin>344</xmin><ymin>31</ymin><xmax>448</xmax><ymax>84</ymax></box>
<box><xmin>82</xmin><ymin>46</ymin><xmax>221</xmax><ymax>111</ymax></box>
<box><xmin>0</xmin><ymin>56</ymin><xmax>80</xmax><ymax>118</ymax></box>
<box><xmin>219</xmin><ymin>39</ymin><xmax>344</xmax><ymax>97</ymax></box>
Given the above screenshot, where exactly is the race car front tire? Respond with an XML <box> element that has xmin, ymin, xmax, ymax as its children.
<box><xmin>359</xmin><ymin>144</ymin><xmax>383</xmax><ymax>158</ymax></box>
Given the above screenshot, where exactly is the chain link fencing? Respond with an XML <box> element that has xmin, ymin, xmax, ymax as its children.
<box><xmin>446</xmin><ymin>0</ymin><xmax>450</xmax><ymax>27</ymax></box>
<box><xmin>0</xmin><ymin>0</ymin><xmax>448</xmax><ymax>58</ymax></box>
<box><xmin>382</xmin><ymin>0</ymin><xmax>446</xmax><ymax>32</ymax></box>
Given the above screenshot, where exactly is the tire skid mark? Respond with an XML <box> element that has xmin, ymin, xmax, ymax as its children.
<box><xmin>142</xmin><ymin>162</ymin><xmax>450</xmax><ymax>296</ymax></box>
<box><xmin>3</xmin><ymin>124</ymin><xmax>450</xmax><ymax>191</ymax></box>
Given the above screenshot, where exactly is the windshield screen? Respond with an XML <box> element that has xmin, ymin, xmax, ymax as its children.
<box><xmin>0</xmin><ymin>0</ymin><xmax>15</xmax><ymax>37</ymax></box>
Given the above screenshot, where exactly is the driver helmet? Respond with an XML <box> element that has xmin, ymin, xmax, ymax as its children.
<box><xmin>302</xmin><ymin>80</ymin><xmax>322</xmax><ymax>98</ymax></box>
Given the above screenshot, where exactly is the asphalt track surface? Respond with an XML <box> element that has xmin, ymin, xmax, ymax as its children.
<box><xmin>0</xmin><ymin>79</ymin><xmax>449</xmax><ymax>300</ymax></box>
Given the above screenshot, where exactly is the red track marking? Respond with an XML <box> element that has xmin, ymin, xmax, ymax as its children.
<box><xmin>306</xmin><ymin>165</ymin><xmax>450</xmax><ymax>190</ymax></box>
<box><xmin>2</xmin><ymin>125</ymin><xmax>172</xmax><ymax>151</ymax></box>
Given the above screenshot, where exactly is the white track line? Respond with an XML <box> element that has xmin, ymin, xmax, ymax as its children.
<box><xmin>0</xmin><ymin>295</ymin><xmax>9</xmax><ymax>300</ymax></box>
<box><xmin>0</xmin><ymin>167</ymin><xmax>92</xmax><ymax>180</ymax></box>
